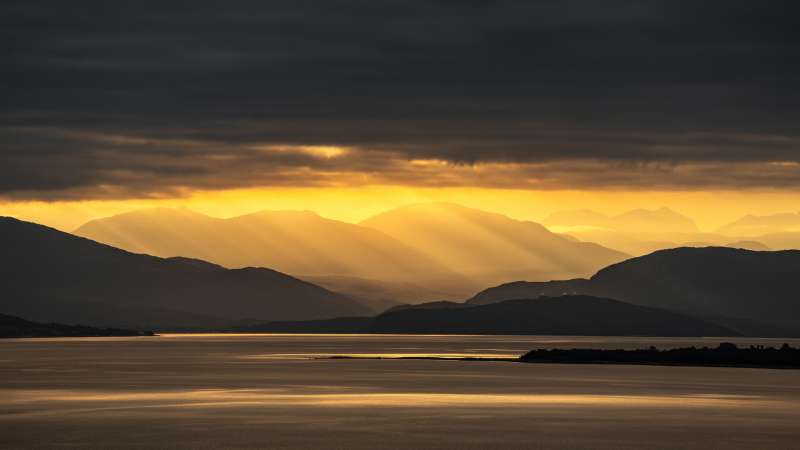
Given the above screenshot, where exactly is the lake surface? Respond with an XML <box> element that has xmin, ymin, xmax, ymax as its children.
<box><xmin>1</xmin><ymin>334</ymin><xmax>799</xmax><ymax>449</ymax></box>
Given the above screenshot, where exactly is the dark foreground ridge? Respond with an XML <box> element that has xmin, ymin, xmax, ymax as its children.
<box><xmin>467</xmin><ymin>247</ymin><xmax>800</xmax><ymax>336</ymax></box>
<box><xmin>0</xmin><ymin>216</ymin><xmax>370</xmax><ymax>329</ymax></box>
<box><xmin>237</xmin><ymin>295</ymin><xmax>737</xmax><ymax>337</ymax></box>
<box><xmin>0</xmin><ymin>313</ymin><xmax>154</xmax><ymax>338</ymax></box>
<box><xmin>520</xmin><ymin>343</ymin><xmax>800</xmax><ymax>369</ymax></box>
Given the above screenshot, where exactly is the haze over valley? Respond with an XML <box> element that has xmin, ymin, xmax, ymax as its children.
<box><xmin>73</xmin><ymin>202</ymin><xmax>629</xmax><ymax>301</ymax></box>
<box><xmin>67</xmin><ymin>202</ymin><xmax>800</xmax><ymax>305</ymax></box>
<box><xmin>4</xmin><ymin>203</ymin><xmax>800</xmax><ymax>338</ymax></box>
<box><xmin>3</xmin><ymin>1</ymin><xmax>800</xmax><ymax>448</ymax></box>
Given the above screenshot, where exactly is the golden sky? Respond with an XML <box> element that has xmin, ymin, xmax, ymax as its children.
<box><xmin>3</xmin><ymin>185</ymin><xmax>799</xmax><ymax>232</ymax></box>
<box><xmin>3</xmin><ymin>2</ymin><xmax>800</xmax><ymax>238</ymax></box>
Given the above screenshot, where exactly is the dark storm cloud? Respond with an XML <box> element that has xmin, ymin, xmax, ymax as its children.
<box><xmin>2</xmin><ymin>0</ymin><xmax>800</xmax><ymax>198</ymax></box>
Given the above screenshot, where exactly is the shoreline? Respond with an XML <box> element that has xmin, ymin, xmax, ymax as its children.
<box><xmin>318</xmin><ymin>343</ymin><xmax>800</xmax><ymax>370</ymax></box>
<box><xmin>319</xmin><ymin>355</ymin><xmax>800</xmax><ymax>370</ymax></box>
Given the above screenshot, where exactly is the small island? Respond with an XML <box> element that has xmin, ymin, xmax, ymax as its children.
<box><xmin>320</xmin><ymin>343</ymin><xmax>800</xmax><ymax>369</ymax></box>
<box><xmin>520</xmin><ymin>343</ymin><xmax>800</xmax><ymax>369</ymax></box>
<box><xmin>0</xmin><ymin>313</ymin><xmax>155</xmax><ymax>338</ymax></box>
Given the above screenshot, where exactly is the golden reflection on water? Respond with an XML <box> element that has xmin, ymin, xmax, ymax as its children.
<box><xmin>3</xmin><ymin>388</ymin><xmax>782</xmax><ymax>411</ymax></box>
<box><xmin>239</xmin><ymin>353</ymin><xmax>521</xmax><ymax>360</ymax></box>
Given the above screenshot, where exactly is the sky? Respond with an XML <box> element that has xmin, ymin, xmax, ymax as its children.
<box><xmin>2</xmin><ymin>1</ymin><xmax>799</xmax><ymax>230</ymax></box>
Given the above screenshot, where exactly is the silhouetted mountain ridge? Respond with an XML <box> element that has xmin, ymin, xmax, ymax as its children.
<box><xmin>468</xmin><ymin>247</ymin><xmax>800</xmax><ymax>336</ymax></box>
<box><xmin>0</xmin><ymin>313</ymin><xmax>153</xmax><ymax>338</ymax></box>
<box><xmin>0</xmin><ymin>217</ymin><xmax>369</xmax><ymax>329</ymax></box>
<box><xmin>240</xmin><ymin>295</ymin><xmax>736</xmax><ymax>336</ymax></box>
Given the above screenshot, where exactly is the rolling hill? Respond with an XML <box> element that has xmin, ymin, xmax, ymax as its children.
<box><xmin>74</xmin><ymin>208</ymin><xmax>451</xmax><ymax>283</ymax></box>
<box><xmin>0</xmin><ymin>217</ymin><xmax>370</xmax><ymax>329</ymax></box>
<box><xmin>242</xmin><ymin>295</ymin><xmax>736</xmax><ymax>336</ymax></box>
<box><xmin>0</xmin><ymin>313</ymin><xmax>153</xmax><ymax>338</ymax></box>
<box><xmin>75</xmin><ymin>204</ymin><xmax>630</xmax><ymax>299</ymax></box>
<box><xmin>467</xmin><ymin>247</ymin><xmax>800</xmax><ymax>336</ymax></box>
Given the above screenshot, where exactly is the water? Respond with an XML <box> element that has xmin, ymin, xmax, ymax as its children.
<box><xmin>1</xmin><ymin>334</ymin><xmax>799</xmax><ymax>449</ymax></box>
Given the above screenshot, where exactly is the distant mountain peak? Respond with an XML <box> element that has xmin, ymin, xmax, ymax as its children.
<box><xmin>237</xmin><ymin>209</ymin><xmax>322</xmax><ymax>219</ymax></box>
<box><xmin>72</xmin><ymin>205</ymin><xmax>452</xmax><ymax>283</ymax></box>
<box><xmin>544</xmin><ymin>206</ymin><xmax>697</xmax><ymax>233</ymax></box>
<box><xmin>77</xmin><ymin>207</ymin><xmax>212</xmax><ymax>229</ymax></box>
<box><xmin>370</xmin><ymin>201</ymin><xmax>481</xmax><ymax>215</ymax></box>
<box><xmin>718</xmin><ymin>211</ymin><xmax>800</xmax><ymax>235</ymax></box>
<box><xmin>361</xmin><ymin>203</ymin><xmax>627</xmax><ymax>284</ymax></box>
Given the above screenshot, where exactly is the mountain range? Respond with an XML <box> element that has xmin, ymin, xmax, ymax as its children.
<box><xmin>3</xmin><ymin>214</ymin><xmax>799</xmax><ymax>337</ymax></box>
<box><xmin>543</xmin><ymin>207</ymin><xmax>699</xmax><ymax>233</ymax></box>
<box><xmin>74</xmin><ymin>203</ymin><xmax>629</xmax><ymax>299</ymax></box>
<box><xmin>0</xmin><ymin>217</ymin><xmax>370</xmax><ymax>329</ymax></box>
<box><xmin>718</xmin><ymin>212</ymin><xmax>800</xmax><ymax>236</ymax></box>
<box><xmin>714</xmin><ymin>213</ymin><xmax>800</xmax><ymax>250</ymax></box>
<box><xmin>241</xmin><ymin>295</ymin><xmax>736</xmax><ymax>337</ymax></box>
<box><xmin>543</xmin><ymin>208</ymin><xmax>733</xmax><ymax>255</ymax></box>
<box><xmin>467</xmin><ymin>247</ymin><xmax>800</xmax><ymax>336</ymax></box>
<box><xmin>544</xmin><ymin>208</ymin><xmax>800</xmax><ymax>255</ymax></box>
<box><xmin>359</xmin><ymin>203</ymin><xmax>629</xmax><ymax>283</ymax></box>
<box><xmin>75</xmin><ymin>207</ymin><xmax>450</xmax><ymax>281</ymax></box>
<box><xmin>0</xmin><ymin>313</ymin><xmax>152</xmax><ymax>338</ymax></box>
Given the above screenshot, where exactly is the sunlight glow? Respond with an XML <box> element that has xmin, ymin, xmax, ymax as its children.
<box><xmin>3</xmin><ymin>186</ymin><xmax>800</xmax><ymax>233</ymax></box>
<box><xmin>254</xmin><ymin>145</ymin><xmax>351</xmax><ymax>159</ymax></box>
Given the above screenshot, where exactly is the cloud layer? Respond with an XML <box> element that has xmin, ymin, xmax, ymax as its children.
<box><xmin>3</xmin><ymin>1</ymin><xmax>800</xmax><ymax>199</ymax></box>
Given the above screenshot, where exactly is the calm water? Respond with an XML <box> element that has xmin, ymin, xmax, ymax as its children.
<box><xmin>1</xmin><ymin>334</ymin><xmax>799</xmax><ymax>449</ymax></box>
